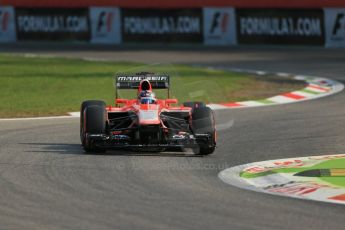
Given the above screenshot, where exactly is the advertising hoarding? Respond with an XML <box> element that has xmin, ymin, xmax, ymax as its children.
<box><xmin>325</xmin><ymin>8</ymin><xmax>345</xmax><ymax>47</ymax></box>
<box><xmin>121</xmin><ymin>9</ymin><xmax>203</xmax><ymax>43</ymax></box>
<box><xmin>90</xmin><ymin>7</ymin><xmax>121</xmax><ymax>44</ymax></box>
<box><xmin>16</xmin><ymin>8</ymin><xmax>90</xmax><ymax>41</ymax></box>
<box><xmin>0</xmin><ymin>6</ymin><xmax>16</xmax><ymax>42</ymax></box>
<box><xmin>237</xmin><ymin>9</ymin><xmax>325</xmax><ymax>46</ymax></box>
<box><xmin>203</xmin><ymin>8</ymin><xmax>236</xmax><ymax>45</ymax></box>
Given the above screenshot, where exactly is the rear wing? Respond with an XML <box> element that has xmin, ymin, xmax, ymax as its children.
<box><xmin>115</xmin><ymin>73</ymin><xmax>170</xmax><ymax>98</ymax></box>
<box><xmin>115</xmin><ymin>74</ymin><xmax>170</xmax><ymax>89</ymax></box>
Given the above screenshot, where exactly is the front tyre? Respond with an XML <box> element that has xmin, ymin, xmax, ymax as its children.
<box><xmin>191</xmin><ymin>107</ymin><xmax>216</xmax><ymax>155</ymax></box>
<box><xmin>81</xmin><ymin>105</ymin><xmax>107</xmax><ymax>153</ymax></box>
<box><xmin>80</xmin><ymin>100</ymin><xmax>106</xmax><ymax>142</ymax></box>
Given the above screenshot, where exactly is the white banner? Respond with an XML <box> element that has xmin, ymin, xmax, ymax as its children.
<box><xmin>203</xmin><ymin>8</ymin><xmax>236</xmax><ymax>45</ymax></box>
<box><xmin>90</xmin><ymin>7</ymin><xmax>121</xmax><ymax>44</ymax></box>
<box><xmin>325</xmin><ymin>8</ymin><xmax>345</xmax><ymax>47</ymax></box>
<box><xmin>0</xmin><ymin>7</ymin><xmax>16</xmax><ymax>42</ymax></box>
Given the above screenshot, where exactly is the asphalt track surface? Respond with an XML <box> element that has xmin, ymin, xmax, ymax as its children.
<box><xmin>1</xmin><ymin>44</ymin><xmax>345</xmax><ymax>230</ymax></box>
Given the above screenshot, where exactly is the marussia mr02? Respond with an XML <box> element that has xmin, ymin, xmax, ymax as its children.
<box><xmin>80</xmin><ymin>72</ymin><xmax>216</xmax><ymax>155</ymax></box>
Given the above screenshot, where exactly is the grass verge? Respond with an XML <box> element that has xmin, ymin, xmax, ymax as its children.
<box><xmin>0</xmin><ymin>54</ymin><xmax>305</xmax><ymax>118</ymax></box>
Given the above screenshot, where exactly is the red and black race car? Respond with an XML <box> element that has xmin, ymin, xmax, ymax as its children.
<box><xmin>80</xmin><ymin>72</ymin><xmax>216</xmax><ymax>155</ymax></box>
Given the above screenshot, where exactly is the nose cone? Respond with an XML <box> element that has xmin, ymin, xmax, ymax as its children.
<box><xmin>138</xmin><ymin>104</ymin><xmax>160</xmax><ymax>125</ymax></box>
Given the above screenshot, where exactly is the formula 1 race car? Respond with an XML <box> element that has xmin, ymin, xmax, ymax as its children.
<box><xmin>80</xmin><ymin>72</ymin><xmax>216</xmax><ymax>155</ymax></box>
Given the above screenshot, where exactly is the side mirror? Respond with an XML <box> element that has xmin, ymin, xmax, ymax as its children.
<box><xmin>166</xmin><ymin>99</ymin><xmax>178</xmax><ymax>105</ymax></box>
<box><xmin>116</xmin><ymin>98</ymin><xmax>128</xmax><ymax>104</ymax></box>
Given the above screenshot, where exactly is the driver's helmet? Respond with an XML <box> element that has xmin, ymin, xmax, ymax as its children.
<box><xmin>138</xmin><ymin>90</ymin><xmax>156</xmax><ymax>104</ymax></box>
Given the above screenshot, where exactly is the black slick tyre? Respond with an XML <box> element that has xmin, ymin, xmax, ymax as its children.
<box><xmin>81</xmin><ymin>104</ymin><xmax>107</xmax><ymax>153</ymax></box>
<box><xmin>191</xmin><ymin>107</ymin><xmax>216</xmax><ymax>155</ymax></box>
<box><xmin>80</xmin><ymin>100</ymin><xmax>106</xmax><ymax>141</ymax></box>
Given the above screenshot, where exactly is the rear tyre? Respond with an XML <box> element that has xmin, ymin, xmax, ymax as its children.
<box><xmin>80</xmin><ymin>100</ymin><xmax>106</xmax><ymax>142</ymax></box>
<box><xmin>191</xmin><ymin>107</ymin><xmax>216</xmax><ymax>155</ymax></box>
<box><xmin>81</xmin><ymin>104</ymin><xmax>107</xmax><ymax>153</ymax></box>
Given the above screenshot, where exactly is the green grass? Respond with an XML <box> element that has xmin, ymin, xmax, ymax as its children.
<box><xmin>0</xmin><ymin>54</ymin><xmax>304</xmax><ymax>118</ymax></box>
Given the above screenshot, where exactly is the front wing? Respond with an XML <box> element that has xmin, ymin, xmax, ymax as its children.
<box><xmin>86</xmin><ymin>133</ymin><xmax>213</xmax><ymax>150</ymax></box>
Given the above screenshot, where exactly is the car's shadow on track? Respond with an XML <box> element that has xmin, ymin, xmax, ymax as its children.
<box><xmin>20</xmin><ymin>143</ymin><xmax>84</xmax><ymax>155</ymax></box>
<box><xmin>19</xmin><ymin>143</ymin><xmax>203</xmax><ymax>157</ymax></box>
